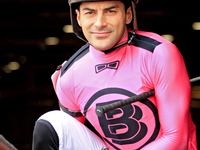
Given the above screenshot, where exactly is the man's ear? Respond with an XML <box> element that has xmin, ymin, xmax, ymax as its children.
<box><xmin>76</xmin><ymin>9</ymin><xmax>82</xmax><ymax>27</ymax></box>
<box><xmin>125</xmin><ymin>6</ymin><xmax>133</xmax><ymax>25</ymax></box>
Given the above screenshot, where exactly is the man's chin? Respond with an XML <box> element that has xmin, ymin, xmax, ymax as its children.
<box><xmin>91</xmin><ymin>43</ymin><xmax>115</xmax><ymax>52</ymax></box>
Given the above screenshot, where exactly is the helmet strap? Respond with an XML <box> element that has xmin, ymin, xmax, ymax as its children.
<box><xmin>103</xmin><ymin>30</ymin><xmax>136</xmax><ymax>54</ymax></box>
<box><xmin>128</xmin><ymin>29</ymin><xmax>136</xmax><ymax>45</ymax></box>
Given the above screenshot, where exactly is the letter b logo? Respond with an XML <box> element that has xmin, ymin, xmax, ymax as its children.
<box><xmin>97</xmin><ymin>100</ymin><xmax>147</xmax><ymax>145</ymax></box>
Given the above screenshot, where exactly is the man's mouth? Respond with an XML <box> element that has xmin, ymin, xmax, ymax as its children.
<box><xmin>92</xmin><ymin>31</ymin><xmax>111</xmax><ymax>38</ymax></box>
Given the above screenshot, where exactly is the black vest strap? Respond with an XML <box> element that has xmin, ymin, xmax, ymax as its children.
<box><xmin>60</xmin><ymin>43</ymin><xmax>90</xmax><ymax>77</ymax></box>
<box><xmin>59</xmin><ymin>101</ymin><xmax>83</xmax><ymax>118</ymax></box>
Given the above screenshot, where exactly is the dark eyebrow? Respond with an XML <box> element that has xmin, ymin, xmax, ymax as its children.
<box><xmin>104</xmin><ymin>5</ymin><xmax>119</xmax><ymax>11</ymax></box>
<box><xmin>82</xmin><ymin>5</ymin><xmax>119</xmax><ymax>11</ymax></box>
<box><xmin>82</xmin><ymin>7</ymin><xmax>95</xmax><ymax>11</ymax></box>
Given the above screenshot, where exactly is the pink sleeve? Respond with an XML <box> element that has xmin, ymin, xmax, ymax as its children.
<box><xmin>51</xmin><ymin>61</ymin><xmax>67</xmax><ymax>93</ymax></box>
<box><xmin>51</xmin><ymin>61</ymin><xmax>85</xmax><ymax>124</ymax></box>
<box><xmin>142</xmin><ymin>42</ymin><xmax>191</xmax><ymax>149</ymax></box>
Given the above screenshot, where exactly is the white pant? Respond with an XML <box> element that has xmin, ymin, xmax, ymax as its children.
<box><xmin>37</xmin><ymin>110</ymin><xmax>107</xmax><ymax>150</ymax></box>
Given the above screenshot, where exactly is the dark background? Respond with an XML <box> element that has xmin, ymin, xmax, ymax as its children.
<box><xmin>0</xmin><ymin>0</ymin><xmax>200</xmax><ymax>149</ymax></box>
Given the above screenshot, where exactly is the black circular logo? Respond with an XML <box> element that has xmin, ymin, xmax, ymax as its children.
<box><xmin>84</xmin><ymin>88</ymin><xmax>160</xmax><ymax>150</ymax></box>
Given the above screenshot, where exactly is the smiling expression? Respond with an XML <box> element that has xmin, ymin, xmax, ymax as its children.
<box><xmin>76</xmin><ymin>1</ymin><xmax>132</xmax><ymax>52</ymax></box>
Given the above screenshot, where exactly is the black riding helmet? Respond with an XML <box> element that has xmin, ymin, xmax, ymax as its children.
<box><xmin>68</xmin><ymin>0</ymin><xmax>139</xmax><ymax>42</ymax></box>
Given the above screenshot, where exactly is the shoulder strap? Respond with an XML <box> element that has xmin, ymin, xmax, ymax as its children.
<box><xmin>131</xmin><ymin>33</ymin><xmax>162</xmax><ymax>53</ymax></box>
<box><xmin>60</xmin><ymin>43</ymin><xmax>90</xmax><ymax>77</ymax></box>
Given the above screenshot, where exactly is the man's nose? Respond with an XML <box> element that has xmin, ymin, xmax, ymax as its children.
<box><xmin>94</xmin><ymin>13</ymin><xmax>107</xmax><ymax>29</ymax></box>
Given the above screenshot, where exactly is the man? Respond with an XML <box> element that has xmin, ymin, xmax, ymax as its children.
<box><xmin>32</xmin><ymin>0</ymin><xmax>197</xmax><ymax>149</ymax></box>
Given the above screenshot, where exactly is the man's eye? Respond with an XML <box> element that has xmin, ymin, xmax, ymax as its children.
<box><xmin>107</xmin><ymin>10</ymin><xmax>116</xmax><ymax>13</ymax></box>
<box><xmin>85</xmin><ymin>11</ymin><xmax>94</xmax><ymax>15</ymax></box>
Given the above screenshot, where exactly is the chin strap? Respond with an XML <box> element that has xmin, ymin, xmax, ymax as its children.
<box><xmin>103</xmin><ymin>40</ymin><xmax>128</xmax><ymax>54</ymax></box>
<box><xmin>104</xmin><ymin>30</ymin><xmax>136</xmax><ymax>54</ymax></box>
<box><xmin>128</xmin><ymin>29</ymin><xmax>136</xmax><ymax>45</ymax></box>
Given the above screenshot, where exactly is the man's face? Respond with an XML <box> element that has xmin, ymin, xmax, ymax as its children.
<box><xmin>76</xmin><ymin>1</ymin><xmax>132</xmax><ymax>51</ymax></box>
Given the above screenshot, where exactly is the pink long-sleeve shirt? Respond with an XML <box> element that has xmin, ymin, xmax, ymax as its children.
<box><xmin>53</xmin><ymin>30</ymin><xmax>197</xmax><ymax>150</ymax></box>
